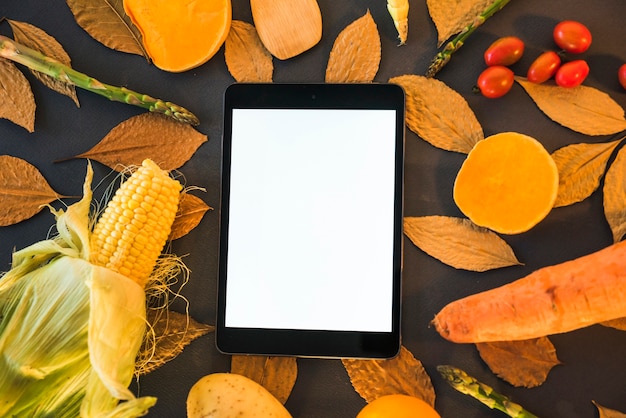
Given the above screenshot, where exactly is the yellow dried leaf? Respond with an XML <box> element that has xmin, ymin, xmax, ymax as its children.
<box><xmin>0</xmin><ymin>59</ymin><xmax>36</xmax><ymax>133</ymax></box>
<box><xmin>476</xmin><ymin>338</ymin><xmax>561</xmax><ymax>388</ymax></box>
<box><xmin>8</xmin><ymin>20</ymin><xmax>79</xmax><ymax>107</ymax></box>
<box><xmin>593</xmin><ymin>401</ymin><xmax>626</xmax><ymax>418</ymax></box>
<box><xmin>517</xmin><ymin>78</ymin><xmax>626</xmax><ymax>136</ymax></box>
<box><xmin>325</xmin><ymin>10</ymin><xmax>381</xmax><ymax>83</ymax></box>
<box><xmin>342</xmin><ymin>345</ymin><xmax>435</xmax><ymax>407</ymax></box>
<box><xmin>389</xmin><ymin>75</ymin><xmax>483</xmax><ymax>153</ymax></box>
<box><xmin>603</xmin><ymin>144</ymin><xmax>626</xmax><ymax>243</ymax></box>
<box><xmin>0</xmin><ymin>155</ymin><xmax>64</xmax><ymax>226</ymax></box>
<box><xmin>73</xmin><ymin>113</ymin><xmax>207</xmax><ymax>171</ymax></box>
<box><xmin>426</xmin><ymin>0</ymin><xmax>495</xmax><ymax>46</ymax></box>
<box><xmin>552</xmin><ymin>139</ymin><xmax>622</xmax><ymax>207</ymax></box>
<box><xmin>231</xmin><ymin>355</ymin><xmax>297</xmax><ymax>404</ymax></box>
<box><xmin>404</xmin><ymin>216</ymin><xmax>521</xmax><ymax>271</ymax></box>
<box><xmin>138</xmin><ymin>310</ymin><xmax>214</xmax><ymax>375</ymax></box>
<box><xmin>169</xmin><ymin>193</ymin><xmax>212</xmax><ymax>240</ymax></box>
<box><xmin>225</xmin><ymin>20</ymin><xmax>273</xmax><ymax>82</ymax></box>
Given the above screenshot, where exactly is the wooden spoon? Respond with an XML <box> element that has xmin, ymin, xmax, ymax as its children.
<box><xmin>250</xmin><ymin>0</ymin><xmax>322</xmax><ymax>60</ymax></box>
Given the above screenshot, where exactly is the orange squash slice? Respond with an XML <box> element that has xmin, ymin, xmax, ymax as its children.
<box><xmin>124</xmin><ymin>0</ymin><xmax>232</xmax><ymax>72</ymax></box>
<box><xmin>453</xmin><ymin>132</ymin><xmax>558</xmax><ymax>234</ymax></box>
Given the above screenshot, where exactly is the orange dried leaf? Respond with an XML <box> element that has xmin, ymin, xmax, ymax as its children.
<box><xmin>225</xmin><ymin>20</ymin><xmax>273</xmax><ymax>82</ymax></box>
<box><xmin>601</xmin><ymin>317</ymin><xmax>626</xmax><ymax>331</ymax></box>
<box><xmin>404</xmin><ymin>216</ymin><xmax>522</xmax><ymax>271</ymax></box>
<box><xmin>0</xmin><ymin>59</ymin><xmax>36</xmax><ymax>133</ymax></box>
<box><xmin>325</xmin><ymin>10</ymin><xmax>381</xmax><ymax>83</ymax></box>
<box><xmin>342</xmin><ymin>345</ymin><xmax>435</xmax><ymax>407</ymax></box>
<box><xmin>552</xmin><ymin>140</ymin><xmax>622</xmax><ymax>207</ymax></box>
<box><xmin>169</xmin><ymin>193</ymin><xmax>212</xmax><ymax>240</ymax></box>
<box><xmin>593</xmin><ymin>401</ymin><xmax>626</xmax><ymax>418</ymax></box>
<box><xmin>517</xmin><ymin>78</ymin><xmax>626</xmax><ymax>136</ymax></box>
<box><xmin>603</xmin><ymin>144</ymin><xmax>626</xmax><ymax>243</ymax></box>
<box><xmin>8</xmin><ymin>19</ymin><xmax>79</xmax><ymax>106</ymax></box>
<box><xmin>73</xmin><ymin>113</ymin><xmax>207</xmax><ymax>171</ymax></box>
<box><xmin>426</xmin><ymin>0</ymin><xmax>495</xmax><ymax>46</ymax></box>
<box><xmin>389</xmin><ymin>74</ymin><xmax>483</xmax><ymax>153</ymax></box>
<box><xmin>0</xmin><ymin>155</ymin><xmax>64</xmax><ymax>226</ymax></box>
<box><xmin>476</xmin><ymin>338</ymin><xmax>561</xmax><ymax>388</ymax></box>
<box><xmin>230</xmin><ymin>355</ymin><xmax>297</xmax><ymax>404</ymax></box>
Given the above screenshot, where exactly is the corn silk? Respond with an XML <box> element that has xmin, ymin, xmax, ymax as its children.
<box><xmin>0</xmin><ymin>165</ymin><xmax>156</xmax><ymax>417</ymax></box>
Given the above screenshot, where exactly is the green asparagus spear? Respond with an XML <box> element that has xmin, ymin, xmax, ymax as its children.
<box><xmin>425</xmin><ymin>0</ymin><xmax>512</xmax><ymax>78</ymax></box>
<box><xmin>0</xmin><ymin>35</ymin><xmax>199</xmax><ymax>126</ymax></box>
<box><xmin>437</xmin><ymin>365</ymin><xmax>539</xmax><ymax>418</ymax></box>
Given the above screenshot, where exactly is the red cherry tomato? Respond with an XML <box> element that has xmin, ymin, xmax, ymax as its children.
<box><xmin>553</xmin><ymin>20</ymin><xmax>592</xmax><ymax>54</ymax></box>
<box><xmin>484</xmin><ymin>36</ymin><xmax>525</xmax><ymax>66</ymax></box>
<box><xmin>555</xmin><ymin>60</ymin><xmax>589</xmax><ymax>88</ymax></box>
<box><xmin>619</xmin><ymin>63</ymin><xmax>626</xmax><ymax>90</ymax></box>
<box><xmin>477</xmin><ymin>66</ymin><xmax>515</xmax><ymax>98</ymax></box>
<box><xmin>527</xmin><ymin>51</ymin><xmax>561</xmax><ymax>83</ymax></box>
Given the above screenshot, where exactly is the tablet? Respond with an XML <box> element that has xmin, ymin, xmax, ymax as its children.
<box><xmin>216</xmin><ymin>83</ymin><xmax>405</xmax><ymax>358</ymax></box>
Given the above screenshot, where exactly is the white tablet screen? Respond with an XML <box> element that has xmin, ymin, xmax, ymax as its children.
<box><xmin>224</xmin><ymin>108</ymin><xmax>398</xmax><ymax>332</ymax></box>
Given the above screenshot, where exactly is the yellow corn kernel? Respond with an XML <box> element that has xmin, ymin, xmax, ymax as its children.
<box><xmin>90</xmin><ymin>159</ymin><xmax>182</xmax><ymax>287</ymax></box>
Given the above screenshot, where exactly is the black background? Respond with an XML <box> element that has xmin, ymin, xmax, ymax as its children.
<box><xmin>1</xmin><ymin>1</ymin><xmax>626</xmax><ymax>417</ymax></box>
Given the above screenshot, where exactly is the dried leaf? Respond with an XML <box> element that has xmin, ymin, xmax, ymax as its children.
<box><xmin>231</xmin><ymin>356</ymin><xmax>297</xmax><ymax>404</ymax></box>
<box><xmin>517</xmin><ymin>78</ymin><xmax>626</xmax><ymax>136</ymax></box>
<box><xmin>389</xmin><ymin>75</ymin><xmax>483</xmax><ymax>153</ymax></box>
<box><xmin>225</xmin><ymin>20</ymin><xmax>273</xmax><ymax>82</ymax></box>
<box><xmin>603</xmin><ymin>144</ymin><xmax>626</xmax><ymax>243</ymax></box>
<box><xmin>476</xmin><ymin>338</ymin><xmax>561</xmax><ymax>388</ymax></box>
<box><xmin>0</xmin><ymin>59</ymin><xmax>36</xmax><ymax>132</ymax></box>
<box><xmin>325</xmin><ymin>10</ymin><xmax>381</xmax><ymax>83</ymax></box>
<box><xmin>342</xmin><ymin>345</ymin><xmax>436</xmax><ymax>407</ymax></box>
<box><xmin>0</xmin><ymin>155</ymin><xmax>64</xmax><ymax>226</ymax></box>
<box><xmin>8</xmin><ymin>20</ymin><xmax>80</xmax><ymax>107</ymax></box>
<box><xmin>138</xmin><ymin>309</ymin><xmax>214</xmax><ymax>375</ymax></box>
<box><xmin>552</xmin><ymin>140</ymin><xmax>622</xmax><ymax>207</ymax></box>
<box><xmin>66</xmin><ymin>0</ymin><xmax>148</xmax><ymax>58</ymax></box>
<box><xmin>404</xmin><ymin>216</ymin><xmax>521</xmax><ymax>271</ymax></box>
<box><xmin>169</xmin><ymin>193</ymin><xmax>212</xmax><ymax>240</ymax></box>
<box><xmin>72</xmin><ymin>113</ymin><xmax>208</xmax><ymax>171</ymax></box>
<box><xmin>426</xmin><ymin>0</ymin><xmax>495</xmax><ymax>46</ymax></box>
<box><xmin>601</xmin><ymin>317</ymin><xmax>626</xmax><ymax>331</ymax></box>
<box><xmin>594</xmin><ymin>401</ymin><xmax>626</xmax><ymax>418</ymax></box>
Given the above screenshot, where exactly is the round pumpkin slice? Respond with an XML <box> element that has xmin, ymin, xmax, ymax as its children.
<box><xmin>453</xmin><ymin>132</ymin><xmax>558</xmax><ymax>234</ymax></box>
<box><xmin>124</xmin><ymin>0</ymin><xmax>232</xmax><ymax>72</ymax></box>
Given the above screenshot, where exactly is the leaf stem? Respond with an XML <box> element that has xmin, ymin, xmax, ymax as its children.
<box><xmin>425</xmin><ymin>0</ymin><xmax>512</xmax><ymax>78</ymax></box>
<box><xmin>0</xmin><ymin>35</ymin><xmax>199</xmax><ymax>126</ymax></box>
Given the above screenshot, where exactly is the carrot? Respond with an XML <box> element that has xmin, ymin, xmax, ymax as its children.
<box><xmin>432</xmin><ymin>240</ymin><xmax>626</xmax><ymax>343</ymax></box>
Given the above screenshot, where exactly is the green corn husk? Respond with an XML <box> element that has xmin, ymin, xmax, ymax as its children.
<box><xmin>0</xmin><ymin>164</ymin><xmax>156</xmax><ymax>417</ymax></box>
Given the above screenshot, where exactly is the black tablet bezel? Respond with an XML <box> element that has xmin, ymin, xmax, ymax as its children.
<box><xmin>216</xmin><ymin>83</ymin><xmax>405</xmax><ymax>359</ymax></box>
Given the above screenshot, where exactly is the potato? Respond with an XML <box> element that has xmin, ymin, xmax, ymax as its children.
<box><xmin>187</xmin><ymin>373</ymin><xmax>292</xmax><ymax>418</ymax></box>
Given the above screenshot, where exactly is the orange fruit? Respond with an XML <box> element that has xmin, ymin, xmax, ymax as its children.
<box><xmin>453</xmin><ymin>132</ymin><xmax>558</xmax><ymax>234</ymax></box>
<box><xmin>124</xmin><ymin>0</ymin><xmax>232</xmax><ymax>72</ymax></box>
<box><xmin>356</xmin><ymin>394</ymin><xmax>440</xmax><ymax>418</ymax></box>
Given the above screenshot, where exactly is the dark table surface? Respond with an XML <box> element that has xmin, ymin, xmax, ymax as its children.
<box><xmin>2</xmin><ymin>0</ymin><xmax>626</xmax><ymax>417</ymax></box>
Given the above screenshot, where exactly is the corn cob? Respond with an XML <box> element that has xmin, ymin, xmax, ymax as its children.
<box><xmin>90</xmin><ymin>159</ymin><xmax>182</xmax><ymax>288</ymax></box>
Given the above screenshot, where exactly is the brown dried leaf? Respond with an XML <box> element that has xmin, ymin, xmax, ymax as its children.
<box><xmin>601</xmin><ymin>317</ymin><xmax>626</xmax><ymax>331</ymax></box>
<box><xmin>476</xmin><ymin>337</ymin><xmax>561</xmax><ymax>388</ymax></box>
<box><xmin>0</xmin><ymin>59</ymin><xmax>36</xmax><ymax>132</ymax></box>
<box><xmin>342</xmin><ymin>345</ymin><xmax>435</xmax><ymax>407</ymax></box>
<box><xmin>66</xmin><ymin>0</ymin><xmax>148</xmax><ymax>58</ymax></box>
<box><xmin>603</xmin><ymin>144</ymin><xmax>626</xmax><ymax>243</ymax></box>
<box><xmin>231</xmin><ymin>355</ymin><xmax>297</xmax><ymax>404</ymax></box>
<box><xmin>0</xmin><ymin>155</ymin><xmax>63</xmax><ymax>226</ymax></box>
<box><xmin>426</xmin><ymin>0</ymin><xmax>495</xmax><ymax>46</ymax></box>
<box><xmin>73</xmin><ymin>113</ymin><xmax>207</xmax><ymax>171</ymax></box>
<box><xmin>225</xmin><ymin>20</ymin><xmax>273</xmax><ymax>82</ymax></box>
<box><xmin>169</xmin><ymin>193</ymin><xmax>212</xmax><ymax>240</ymax></box>
<box><xmin>404</xmin><ymin>216</ymin><xmax>521</xmax><ymax>271</ymax></box>
<box><xmin>389</xmin><ymin>75</ymin><xmax>483</xmax><ymax>153</ymax></box>
<box><xmin>594</xmin><ymin>401</ymin><xmax>626</xmax><ymax>418</ymax></box>
<box><xmin>517</xmin><ymin>78</ymin><xmax>626</xmax><ymax>136</ymax></box>
<box><xmin>138</xmin><ymin>309</ymin><xmax>214</xmax><ymax>375</ymax></box>
<box><xmin>8</xmin><ymin>20</ymin><xmax>79</xmax><ymax>107</ymax></box>
<box><xmin>325</xmin><ymin>10</ymin><xmax>381</xmax><ymax>83</ymax></box>
<box><xmin>552</xmin><ymin>140</ymin><xmax>622</xmax><ymax>207</ymax></box>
